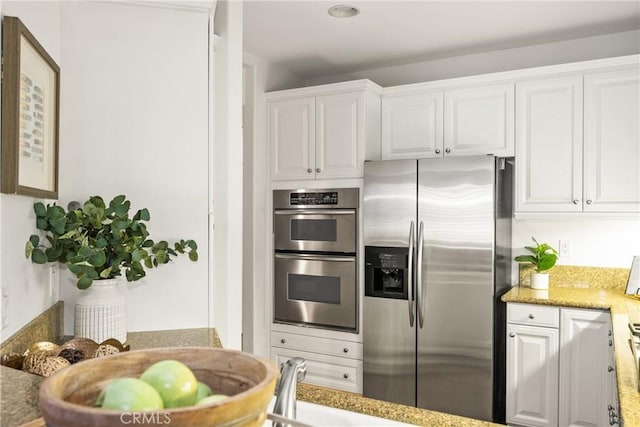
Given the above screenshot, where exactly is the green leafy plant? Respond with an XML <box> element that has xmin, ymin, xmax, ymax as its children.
<box><xmin>514</xmin><ymin>237</ymin><xmax>558</xmax><ymax>273</ymax></box>
<box><xmin>25</xmin><ymin>195</ymin><xmax>198</xmax><ymax>289</ymax></box>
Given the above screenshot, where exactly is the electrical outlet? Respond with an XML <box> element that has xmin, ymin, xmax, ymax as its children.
<box><xmin>559</xmin><ymin>240</ymin><xmax>571</xmax><ymax>257</ymax></box>
<box><xmin>1</xmin><ymin>287</ymin><xmax>8</xmax><ymax>330</ymax></box>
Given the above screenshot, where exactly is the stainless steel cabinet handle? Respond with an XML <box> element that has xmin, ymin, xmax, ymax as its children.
<box><xmin>316</xmin><ymin>168</ymin><xmax>321</xmax><ymax>173</ymax></box>
<box><xmin>281</xmin><ymin>339</ymin><xmax>286</xmax><ymax>344</ymax></box>
<box><xmin>435</xmin><ymin>149</ymin><xmax>441</xmax><ymax>154</ymax></box>
<box><xmin>608</xmin><ymin>365</ymin><xmax>614</xmax><ymax>372</ymax></box>
<box><xmin>417</xmin><ymin>221</ymin><xmax>425</xmax><ymax>329</ymax></box>
<box><xmin>528</xmin><ymin>314</ymin><xmax>535</xmax><ymax>319</ymax></box>
<box><xmin>586</xmin><ymin>199</ymin><xmax>593</xmax><ymax>205</ymax></box>
<box><xmin>573</xmin><ymin>199</ymin><xmax>580</xmax><ymax>205</ymax></box>
<box><xmin>509</xmin><ymin>332</ymin><xmax>516</xmax><ymax>338</ymax></box>
<box><xmin>445</xmin><ymin>148</ymin><xmax>451</xmax><ymax>153</ymax></box>
<box><xmin>407</xmin><ymin>221</ymin><xmax>415</xmax><ymax>327</ymax></box>
<box><xmin>307</xmin><ymin>168</ymin><xmax>313</xmax><ymax>173</ymax></box>
<box><xmin>343</xmin><ymin>348</ymin><xmax>349</xmax><ymax>353</ymax></box>
<box><xmin>609</xmin><ymin>404</ymin><xmax>618</xmax><ymax>425</ymax></box>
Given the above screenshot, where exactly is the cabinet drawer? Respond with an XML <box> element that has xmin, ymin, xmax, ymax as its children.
<box><xmin>271</xmin><ymin>331</ymin><xmax>363</xmax><ymax>360</ymax></box>
<box><xmin>271</xmin><ymin>347</ymin><xmax>362</xmax><ymax>393</ymax></box>
<box><xmin>507</xmin><ymin>303</ymin><xmax>559</xmax><ymax>328</ymax></box>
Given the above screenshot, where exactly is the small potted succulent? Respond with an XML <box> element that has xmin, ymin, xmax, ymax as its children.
<box><xmin>514</xmin><ymin>237</ymin><xmax>558</xmax><ymax>290</ymax></box>
<box><xmin>25</xmin><ymin>195</ymin><xmax>198</xmax><ymax>343</ymax></box>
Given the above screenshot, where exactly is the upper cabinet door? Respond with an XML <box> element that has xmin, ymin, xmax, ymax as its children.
<box><xmin>316</xmin><ymin>91</ymin><xmax>364</xmax><ymax>179</ymax></box>
<box><xmin>381</xmin><ymin>91</ymin><xmax>444</xmax><ymax>160</ymax></box>
<box><xmin>270</xmin><ymin>97</ymin><xmax>316</xmax><ymax>181</ymax></box>
<box><xmin>584</xmin><ymin>67</ymin><xmax>640</xmax><ymax>213</ymax></box>
<box><xmin>515</xmin><ymin>75</ymin><xmax>584</xmax><ymax>213</ymax></box>
<box><xmin>444</xmin><ymin>83</ymin><xmax>515</xmax><ymax>157</ymax></box>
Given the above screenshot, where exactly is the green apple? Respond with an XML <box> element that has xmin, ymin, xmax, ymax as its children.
<box><xmin>96</xmin><ymin>378</ymin><xmax>164</xmax><ymax>411</ymax></box>
<box><xmin>195</xmin><ymin>381</ymin><xmax>213</xmax><ymax>402</ymax></box>
<box><xmin>195</xmin><ymin>394</ymin><xmax>229</xmax><ymax>406</ymax></box>
<box><xmin>139</xmin><ymin>360</ymin><xmax>198</xmax><ymax>408</ymax></box>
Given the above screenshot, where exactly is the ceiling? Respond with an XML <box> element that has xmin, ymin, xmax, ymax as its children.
<box><xmin>243</xmin><ymin>1</ymin><xmax>640</xmax><ymax>80</ymax></box>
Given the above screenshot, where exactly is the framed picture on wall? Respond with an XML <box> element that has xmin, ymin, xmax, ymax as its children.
<box><xmin>1</xmin><ymin>16</ymin><xmax>60</xmax><ymax>199</ymax></box>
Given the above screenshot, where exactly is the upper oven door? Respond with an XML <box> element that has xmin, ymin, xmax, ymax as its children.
<box><xmin>274</xmin><ymin>209</ymin><xmax>356</xmax><ymax>254</ymax></box>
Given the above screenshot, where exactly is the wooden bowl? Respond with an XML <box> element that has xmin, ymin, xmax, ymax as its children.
<box><xmin>39</xmin><ymin>347</ymin><xmax>278</xmax><ymax>427</ymax></box>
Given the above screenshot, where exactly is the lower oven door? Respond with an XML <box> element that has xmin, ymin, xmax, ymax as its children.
<box><xmin>274</xmin><ymin>253</ymin><xmax>357</xmax><ymax>332</ymax></box>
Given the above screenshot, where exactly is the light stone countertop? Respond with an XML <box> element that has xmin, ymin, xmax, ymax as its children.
<box><xmin>502</xmin><ymin>286</ymin><xmax>640</xmax><ymax>427</ymax></box>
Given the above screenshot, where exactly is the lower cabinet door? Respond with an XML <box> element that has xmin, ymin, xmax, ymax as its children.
<box><xmin>506</xmin><ymin>323</ymin><xmax>559</xmax><ymax>427</ymax></box>
<box><xmin>559</xmin><ymin>308</ymin><xmax>611</xmax><ymax>427</ymax></box>
<box><xmin>271</xmin><ymin>347</ymin><xmax>362</xmax><ymax>393</ymax></box>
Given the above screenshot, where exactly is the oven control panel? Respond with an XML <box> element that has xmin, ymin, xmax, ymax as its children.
<box><xmin>290</xmin><ymin>191</ymin><xmax>339</xmax><ymax>206</ymax></box>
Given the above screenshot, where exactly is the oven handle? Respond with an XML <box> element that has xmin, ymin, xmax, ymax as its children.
<box><xmin>274</xmin><ymin>253</ymin><xmax>356</xmax><ymax>262</ymax></box>
<box><xmin>274</xmin><ymin>209</ymin><xmax>356</xmax><ymax>216</ymax></box>
<box><xmin>408</xmin><ymin>221</ymin><xmax>415</xmax><ymax>327</ymax></box>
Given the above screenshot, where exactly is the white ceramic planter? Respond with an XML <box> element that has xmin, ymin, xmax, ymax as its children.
<box><xmin>530</xmin><ymin>272</ymin><xmax>549</xmax><ymax>290</ymax></box>
<box><xmin>74</xmin><ymin>278</ymin><xmax>127</xmax><ymax>343</ymax></box>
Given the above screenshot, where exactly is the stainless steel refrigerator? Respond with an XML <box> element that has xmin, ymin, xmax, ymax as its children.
<box><xmin>363</xmin><ymin>155</ymin><xmax>512</xmax><ymax>423</ymax></box>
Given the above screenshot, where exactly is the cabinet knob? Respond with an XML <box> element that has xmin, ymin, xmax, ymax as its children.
<box><xmin>435</xmin><ymin>149</ymin><xmax>441</xmax><ymax>154</ymax></box>
<box><xmin>509</xmin><ymin>332</ymin><xmax>516</xmax><ymax>338</ymax></box>
<box><xmin>343</xmin><ymin>348</ymin><xmax>349</xmax><ymax>353</ymax></box>
<box><xmin>573</xmin><ymin>199</ymin><xmax>580</xmax><ymax>205</ymax></box>
<box><xmin>316</xmin><ymin>168</ymin><xmax>321</xmax><ymax>173</ymax></box>
<box><xmin>307</xmin><ymin>168</ymin><xmax>313</xmax><ymax>173</ymax></box>
<box><xmin>528</xmin><ymin>314</ymin><xmax>535</xmax><ymax>319</ymax></box>
<box><xmin>445</xmin><ymin>148</ymin><xmax>451</xmax><ymax>153</ymax></box>
<box><xmin>609</xmin><ymin>339</ymin><xmax>613</xmax><ymax>347</ymax></box>
<box><xmin>586</xmin><ymin>199</ymin><xmax>593</xmax><ymax>205</ymax></box>
<box><xmin>608</xmin><ymin>365</ymin><xmax>614</xmax><ymax>372</ymax></box>
<box><xmin>343</xmin><ymin>373</ymin><xmax>349</xmax><ymax>379</ymax></box>
<box><xmin>280</xmin><ymin>339</ymin><xmax>286</xmax><ymax>344</ymax></box>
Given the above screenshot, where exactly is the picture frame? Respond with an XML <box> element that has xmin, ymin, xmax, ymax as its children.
<box><xmin>1</xmin><ymin>16</ymin><xmax>60</xmax><ymax>199</ymax></box>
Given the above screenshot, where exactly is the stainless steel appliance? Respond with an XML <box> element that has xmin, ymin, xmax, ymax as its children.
<box><xmin>273</xmin><ymin>188</ymin><xmax>359</xmax><ymax>332</ymax></box>
<box><xmin>363</xmin><ymin>156</ymin><xmax>512</xmax><ymax>423</ymax></box>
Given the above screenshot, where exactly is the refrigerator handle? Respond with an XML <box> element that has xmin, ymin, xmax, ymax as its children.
<box><xmin>417</xmin><ymin>221</ymin><xmax>425</xmax><ymax>329</ymax></box>
<box><xmin>407</xmin><ymin>221</ymin><xmax>415</xmax><ymax>327</ymax></box>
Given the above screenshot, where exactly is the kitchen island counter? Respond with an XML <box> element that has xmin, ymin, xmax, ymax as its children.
<box><xmin>4</xmin><ymin>327</ymin><xmax>503</xmax><ymax>427</ymax></box>
<box><xmin>502</xmin><ymin>286</ymin><xmax>640</xmax><ymax>427</ymax></box>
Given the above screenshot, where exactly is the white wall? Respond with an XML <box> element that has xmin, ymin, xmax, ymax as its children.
<box><xmin>212</xmin><ymin>0</ymin><xmax>244</xmax><ymax>350</ymax></box>
<box><xmin>242</xmin><ymin>51</ymin><xmax>304</xmax><ymax>356</ymax></box>
<box><xmin>305</xmin><ymin>30</ymin><xmax>640</xmax><ymax>87</ymax></box>
<box><xmin>0</xmin><ymin>1</ymin><xmax>62</xmax><ymax>342</ymax></box>
<box><xmin>513</xmin><ymin>217</ymin><xmax>640</xmax><ymax>270</ymax></box>
<box><xmin>58</xmin><ymin>1</ymin><xmax>210</xmax><ymax>335</ymax></box>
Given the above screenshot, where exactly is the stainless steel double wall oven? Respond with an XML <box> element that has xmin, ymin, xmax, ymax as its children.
<box><xmin>273</xmin><ymin>188</ymin><xmax>359</xmax><ymax>332</ymax></box>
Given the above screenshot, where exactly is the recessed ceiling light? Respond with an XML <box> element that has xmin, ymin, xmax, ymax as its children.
<box><xmin>328</xmin><ymin>4</ymin><xmax>360</xmax><ymax>18</ymax></box>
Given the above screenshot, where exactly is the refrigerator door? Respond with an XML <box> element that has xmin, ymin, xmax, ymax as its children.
<box><xmin>363</xmin><ymin>159</ymin><xmax>417</xmax><ymax>406</ymax></box>
<box><xmin>416</xmin><ymin>156</ymin><xmax>495</xmax><ymax>421</ymax></box>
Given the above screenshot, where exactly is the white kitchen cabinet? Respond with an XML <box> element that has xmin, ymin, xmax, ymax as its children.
<box><xmin>443</xmin><ymin>83</ymin><xmax>515</xmax><ymax>157</ymax></box>
<box><xmin>515</xmin><ymin>75</ymin><xmax>583</xmax><ymax>213</ymax></box>
<box><xmin>381</xmin><ymin>83</ymin><xmax>514</xmax><ymax>160</ymax></box>
<box><xmin>269</xmin><ymin>97</ymin><xmax>316</xmax><ymax>181</ymax></box>
<box><xmin>507</xmin><ymin>303</ymin><xmax>617</xmax><ymax>427</ymax></box>
<box><xmin>381</xmin><ymin>91</ymin><xmax>443</xmax><ymax>159</ymax></box>
<box><xmin>583</xmin><ymin>68</ymin><xmax>640</xmax><ymax>213</ymax></box>
<box><xmin>268</xmin><ymin>80</ymin><xmax>381</xmax><ymax>181</ymax></box>
<box><xmin>516</xmin><ymin>65</ymin><xmax>640</xmax><ymax>214</ymax></box>
<box><xmin>559</xmin><ymin>308</ymin><xmax>612</xmax><ymax>427</ymax></box>
<box><xmin>271</xmin><ymin>331</ymin><xmax>363</xmax><ymax>393</ymax></box>
<box><xmin>506</xmin><ymin>304</ymin><xmax>560</xmax><ymax>427</ymax></box>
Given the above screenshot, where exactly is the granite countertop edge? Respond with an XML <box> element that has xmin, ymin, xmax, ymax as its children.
<box><xmin>501</xmin><ymin>286</ymin><xmax>640</xmax><ymax>427</ymax></box>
